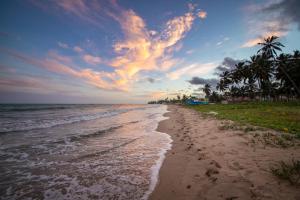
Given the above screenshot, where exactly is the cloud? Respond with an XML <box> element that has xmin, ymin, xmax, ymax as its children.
<box><xmin>186</xmin><ymin>49</ymin><xmax>195</xmax><ymax>54</ymax></box>
<box><xmin>0</xmin><ymin>64</ymin><xmax>17</xmax><ymax>73</ymax></box>
<box><xmin>264</xmin><ymin>0</ymin><xmax>300</xmax><ymax>30</ymax></box>
<box><xmin>82</xmin><ymin>54</ymin><xmax>102</xmax><ymax>65</ymax></box>
<box><xmin>242</xmin><ymin>30</ymin><xmax>286</xmax><ymax>48</ymax></box>
<box><xmin>57</xmin><ymin>41</ymin><xmax>69</xmax><ymax>49</ymax></box>
<box><xmin>150</xmin><ymin>91</ymin><xmax>168</xmax><ymax>99</ymax></box>
<box><xmin>146</xmin><ymin>77</ymin><xmax>156</xmax><ymax>83</ymax></box>
<box><xmin>31</xmin><ymin>0</ymin><xmax>107</xmax><ymax>28</ymax></box>
<box><xmin>242</xmin><ymin>0</ymin><xmax>298</xmax><ymax>48</ymax></box>
<box><xmin>241</xmin><ymin>38</ymin><xmax>264</xmax><ymax>48</ymax></box>
<box><xmin>0</xmin><ymin>73</ymin><xmax>82</xmax><ymax>96</ymax></box>
<box><xmin>55</xmin><ymin>0</ymin><xmax>104</xmax><ymax>28</ymax></box>
<box><xmin>197</xmin><ymin>11</ymin><xmax>207</xmax><ymax>19</ymax></box>
<box><xmin>73</xmin><ymin>46</ymin><xmax>84</xmax><ymax>53</ymax></box>
<box><xmin>149</xmin><ymin>30</ymin><xmax>157</xmax><ymax>36</ymax></box>
<box><xmin>167</xmin><ymin>63</ymin><xmax>216</xmax><ymax>80</ymax></box>
<box><xmin>187</xmin><ymin>77</ymin><xmax>219</xmax><ymax>86</ymax></box>
<box><xmin>216</xmin><ymin>37</ymin><xmax>230</xmax><ymax>46</ymax></box>
<box><xmin>108</xmin><ymin>6</ymin><xmax>204</xmax><ymax>88</ymax></box>
<box><xmin>214</xmin><ymin>57</ymin><xmax>241</xmax><ymax>75</ymax></box>
<box><xmin>29</xmin><ymin>1</ymin><xmax>207</xmax><ymax>92</ymax></box>
<box><xmin>1</xmin><ymin>48</ymin><xmax>128</xmax><ymax>91</ymax></box>
<box><xmin>0</xmin><ymin>76</ymin><xmax>50</xmax><ymax>91</ymax></box>
<box><xmin>48</xmin><ymin>50</ymin><xmax>72</xmax><ymax>64</ymax></box>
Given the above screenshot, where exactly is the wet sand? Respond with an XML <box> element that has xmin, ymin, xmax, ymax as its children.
<box><xmin>150</xmin><ymin>105</ymin><xmax>300</xmax><ymax>200</ymax></box>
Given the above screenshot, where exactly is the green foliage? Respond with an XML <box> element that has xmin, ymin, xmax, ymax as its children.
<box><xmin>189</xmin><ymin>102</ymin><xmax>300</xmax><ymax>136</ymax></box>
<box><xmin>271</xmin><ymin>160</ymin><xmax>300</xmax><ymax>185</ymax></box>
<box><xmin>217</xmin><ymin>36</ymin><xmax>300</xmax><ymax>100</ymax></box>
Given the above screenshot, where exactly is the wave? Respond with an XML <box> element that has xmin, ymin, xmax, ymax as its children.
<box><xmin>1</xmin><ymin>121</ymin><xmax>140</xmax><ymax>151</ymax></box>
<box><xmin>68</xmin><ymin>120</ymin><xmax>139</xmax><ymax>143</ymax></box>
<box><xmin>0</xmin><ymin>105</ymin><xmax>156</xmax><ymax>133</ymax></box>
<box><xmin>0</xmin><ymin>104</ymin><xmax>101</xmax><ymax>112</ymax></box>
<box><xmin>0</xmin><ymin>111</ymin><xmax>121</xmax><ymax>133</ymax></box>
<box><xmin>69</xmin><ymin>137</ymin><xmax>140</xmax><ymax>162</ymax></box>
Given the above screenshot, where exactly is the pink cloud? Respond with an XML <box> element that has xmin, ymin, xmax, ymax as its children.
<box><xmin>0</xmin><ymin>64</ymin><xmax>17</xmax><ymax>73</ymax></box>
<box><xmin>0</xmin><ymin>76</ymin><xmax>46</xmax><ymax>89</ymax></box>
<box><xmin>48</xmin><ymin>50</ymin><xmax>72</xmax><ymax>64</ymax></box>
<box><xmin>73</xmin><ymin>46</ymin><xmax>84</xmax><ymax>53</ymax></box>
<box><xmin>1</xmin><ymin>48</ymin><xmax>127</xmax><ymax>92</ymax></box>
<box><xmin>82</xmin><ymin>54</ymin><xmax>102</xmax><ymax>65</ymax></box>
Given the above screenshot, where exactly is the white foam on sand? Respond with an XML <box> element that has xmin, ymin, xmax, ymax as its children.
<box><xmin>142</xmin><ymin>105</ymin><xmax>173</xmax><ymax>200</ymax></box>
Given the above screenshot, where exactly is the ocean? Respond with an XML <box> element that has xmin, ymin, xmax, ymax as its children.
<box><xmin>0</xmin><ymin>104</ymin><xmax>172</xmax><ymax>200</ymax></box>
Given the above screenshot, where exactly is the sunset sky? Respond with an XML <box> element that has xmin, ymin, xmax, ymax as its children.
<box><xmin>1</xmin><ymin>0</ymin><xmax>300</xmax><ymax>103</ymax></box>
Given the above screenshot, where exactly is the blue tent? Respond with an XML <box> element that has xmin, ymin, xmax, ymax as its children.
<box><xmin>186</xmin><ymin>99</ymin><xmax>208</xmax><ymax>105</ymax></box>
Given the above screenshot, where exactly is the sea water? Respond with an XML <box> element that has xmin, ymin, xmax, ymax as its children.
<box><xmin>0</xmin><ymin>104</ymin><xmax>171</xmax><ymax>200</ymax></box>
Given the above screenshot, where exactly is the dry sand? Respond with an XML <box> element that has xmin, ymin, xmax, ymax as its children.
<box><xmin>150</xmin><ymin>105</ymin><xmax>300</xmax><ymax>200</ymax></box>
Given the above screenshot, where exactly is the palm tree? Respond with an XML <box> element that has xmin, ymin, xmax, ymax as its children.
<box><xmin>209</xmin><ymin>91</ymin><xmax>221</xmax><ymax>103</ymax></box>
<box><xmin>216</xmin><ymin>80</ymin><xmax>226</xmax><ymax>92</ymax></box>
<box><xmin>232</xmin><ymin>62</ymin><xmax>246</xmax><ymax>84</ymax></box>
<box><xmin>202</xmin><ymin>84</ymin><xmax>211</xmax><ymax>98</ymax></box>
<box><xmin>257</xmin><ymin>36</ymin><xmax>285</xmax><ymax>100</ymax></box>
<box><xmin>246</xmin><ymin>55</ymin><xmax>273</xmax><ymax>99</ymax></box>
<box><xmin>293</xmin><ymin>50</ymin><xmax>300</xmax><ymax>58</ymax></box>
<box><xmin>257</xmin><ymin>36</ymin><xmax>284</xmax><ymax>58</ymax></box>
<box><xmin>182</xmin><ymin>94</ymin><xmax>187</xmax><ymax>103</ymax></box>
<box><xmin>292</xmin><ymin>51</ymin><xmax>300</xmax><ymax>95</ymax></box>
<box><xmin>275</xmin><ymin>52</ymin><xmax>300</xmax><ymax>97</ymax></box>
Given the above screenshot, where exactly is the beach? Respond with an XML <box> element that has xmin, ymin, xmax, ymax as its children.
<box><xmin>150</xmin><ymin>105</ymin><xmax>300</xmax><ymax>200</ymax></box>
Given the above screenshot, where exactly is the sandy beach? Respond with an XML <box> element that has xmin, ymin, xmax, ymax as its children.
<box><xmin>150</xmin><ymin>105</ymin><xmax>300</xmax><ymax>200</ymax></box>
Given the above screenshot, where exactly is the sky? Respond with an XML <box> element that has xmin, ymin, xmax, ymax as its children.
<box><xmin>0</xmin><ymin>0</ymin><xmax>300</xmax><ymax>104</ymax></box>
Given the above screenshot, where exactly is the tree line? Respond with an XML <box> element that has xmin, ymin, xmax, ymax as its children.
<box><xmin>216</xmin><ymin>36</ymin><xmax>300</xmax><ymax>101</ymax></box>
<box><xmin>148</xmin><ymin>36</ymin><xmax>300</xmax><ymax>104</ymax></box>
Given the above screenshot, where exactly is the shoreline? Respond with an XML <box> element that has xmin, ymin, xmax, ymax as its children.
<box><xmin>142</xmin><ymin>105</ymin><xmax>173</xmax><ymax>200</ymax></box>
<box><xmin>150</xmin><ymin>105</ymin><xmax>300</xmax><ymax>200</ymax></box>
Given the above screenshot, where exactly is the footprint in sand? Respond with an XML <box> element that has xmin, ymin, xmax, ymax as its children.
<box><xmin>229</xmin><ymin>161</ymin><xmax>244</xmax><ymax>170</ymax></box>
<box><xmin>186</xmin><ymin>143</ymin><xmax>193</xmax><ymax>151</ymax></box>
<box><xmin>205</xmin><ymin>167</ymin><xmax>219</xmax><ymax>177</ymax></box>
<box><xmin>210</xmin><ymin>160</ymin><xmax>222</xmax><ymax>168</ymax></box>
<box><xmin>205</xmin><ymin>167</ymin><xmax>219</xmax><ymax>182</ymax></box>
<box><xmin>197</xmin><ymin>152</ymin><xmax>207</xmax><ymax>160</ymax></box>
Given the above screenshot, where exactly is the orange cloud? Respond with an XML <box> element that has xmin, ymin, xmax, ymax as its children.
<box><xmin>242</xmin><ymin>31</ymin><xmax>286</xmax><ymax>48</ymax></box>
<box><xmin>30</xmin><ymin>1</ymin><xmax>207</xmax><ymax>92</ymax></box>
<box><xmin>241</xmin><ymin>38</ymin><xmax>262</xmax><ymax>48</ymax></box>
<box><xmin>197</xmin><ymin>11</ymin><xmax>207</xmax><ymax>19</ymax></box>
<box><xmin>109</xmin><ymin>9</ymin><xmax>199</xmax><ymax>89</ymax></box>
